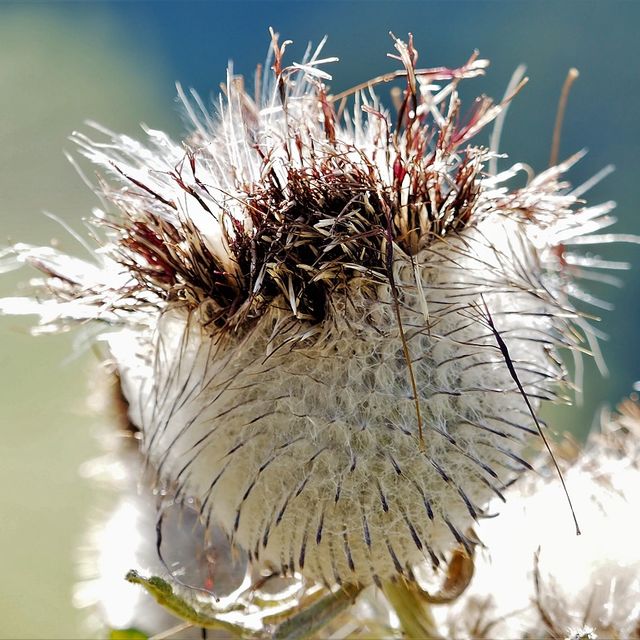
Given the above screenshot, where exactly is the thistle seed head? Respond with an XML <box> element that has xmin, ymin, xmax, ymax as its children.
<box><xmin>1</xmin><ymin>33</ymin><xmax>624</xmax><ymax>587</ymax></box>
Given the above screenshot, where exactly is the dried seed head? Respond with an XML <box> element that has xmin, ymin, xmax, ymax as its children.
<box><xmin>0</xmin><ymin>34</ymin><xmax>626</xmax><ymax>587</ymax></box>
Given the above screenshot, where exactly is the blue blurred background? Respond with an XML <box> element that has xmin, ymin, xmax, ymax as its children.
<box><xmin>0</xmin><ymin>1</ymin><xmax>638</xmax><ymax>637</ymax></box>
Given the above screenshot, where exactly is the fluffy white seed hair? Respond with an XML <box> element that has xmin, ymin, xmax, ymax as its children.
<box><xmin>0</xmin><ymin>33</ymin><xmax>625</xmax><ymax>587</ymax></box>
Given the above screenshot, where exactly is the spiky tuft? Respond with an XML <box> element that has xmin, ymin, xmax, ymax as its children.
<box><xmin>1</xmin><ymin>34</ymin><xmax>626</xmax><ymax>587</ymax></box>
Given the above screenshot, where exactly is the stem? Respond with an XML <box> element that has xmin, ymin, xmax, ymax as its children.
<box><xmin>127</xmin><ymin>571</ymin><xmax>362</xmax><ymax>640</ymax></box>
<box><xmin>272</xmin><ymin>584</ymin><xmax>362</xmax><ymax>640</ymax></box>
<box><xmin>549</xmin><ymin>68</ymin><xmax>579</xmax><ymax>167</ymax></box>
<box><xmin>125</xmin><ymin>571</ymin><xmax>252</xmax><ymax>638</ymax></box>
<box><xmin>383</xmin><ymin>581</ymin><xmax>445</xmax><ymax>640</ymax></box>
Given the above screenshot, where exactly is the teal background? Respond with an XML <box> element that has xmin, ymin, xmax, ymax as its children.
<box><xmin>0</xmin><ymin>2</ymin><xmax>638</xmax><ymax>637</ymax></box>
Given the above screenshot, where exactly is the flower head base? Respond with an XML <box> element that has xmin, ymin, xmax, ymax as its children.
<box><xmin>0</xmin><ymin>34</ymin><xmax>623</xmax><ymax>588</ymax></box>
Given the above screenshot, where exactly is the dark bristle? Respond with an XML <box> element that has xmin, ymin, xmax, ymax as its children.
<box><xmin>402</xmin><ymin>510</ymin><xmax>423</xmax><ymax>551</ymax></box>
<box><xmin>385</xmin><ymin>539</ymin><xmax>404</xmax><ymax>575</ymax></box>
<box><xmin>316</xmin><ymin>511</ymin><xmax>325</xmax><ymax>545</ymax></box>
<box><xmin>343</xmin><ymin>531</ymin><xmax>356</xmax><ymax>572</ymax></box>
<box><xmin>262</xmin><ymin>522</ymin><xmax>271</xmax><ymax>548</ymax></box>
<box><xmin>362</xmin><ymin>513</ymin><xmax>372</xmax><ymax>549</ymax></box>
<box><xmin>299</xmin><ymin>534</ymin><xmax>307</xmax><ymax>569</ymax></box>
<box><xmin>275</xmin><ymin>498</ymin><xmax>290</xmax><ymax>526</ymax></box>
<box><xmin>334</xmin><ymin>479</ymin><xmax>343</xmax><ymax>504</ymax></box>
<box><xmin>377</xmin><ymin>481</ymin><xmax>390</xmax><ymax>513</ymax></box>
<box><xmin>444</xmin><ymin>518</ymin><xmax>474</xmax><ymax>556</ymax></box>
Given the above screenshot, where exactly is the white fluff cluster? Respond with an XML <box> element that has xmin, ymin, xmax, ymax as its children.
<box><xmin>75</xmin><ymin>438</ymin><xmax>248</xmax><ymax>637</ymax></box>
<box><xmin>438</xmin><ymin>415</ymin><xmax>640</xmax><ymax>639</ymax></box>
<box><xmin>1</xmin><ymin>34</ymin><xmax>623</xmax><ymax>589</ymax></box>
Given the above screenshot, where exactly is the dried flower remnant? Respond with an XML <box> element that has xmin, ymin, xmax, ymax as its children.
<box><xmin>0</xmin><ymin>32</ymin><xmax>628</xmax><ymax>592</ymax></box>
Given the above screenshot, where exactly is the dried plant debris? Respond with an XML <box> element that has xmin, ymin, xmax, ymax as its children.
<box><xmin>1</xmin><ymin>30</ymin><xmax>636</xmax><ymax>624</ymax></box>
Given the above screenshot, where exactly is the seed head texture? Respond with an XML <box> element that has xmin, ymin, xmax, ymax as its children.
<box><xmin>0</xmin><ymin>35</ymin><xmax>622</xmax><ymax>587</ymax></box>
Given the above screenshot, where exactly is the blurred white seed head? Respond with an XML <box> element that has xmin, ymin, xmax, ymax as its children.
<box><xmin>0</xmin><ymin>33</ymin><xmax>626</xmax><ymax>587</ymax></box>
<box><xmin>438</xmin><ymin>398</ymin><xmax>640</xmax><ymax>639</ymax></box>
<box><xmin>75</xmin><ymin>435</ymin><xmax>249</xmax><ymax>638</ymax></box>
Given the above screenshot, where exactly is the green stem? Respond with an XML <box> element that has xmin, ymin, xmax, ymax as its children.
<box><xmin>383</xmin><ymin>581</ymin><xmax>445</xmax><ymax>640</ymax></box>
<box><xmin>272</xmin><ymin>584</ymin><xmax>362</xmax><ymax>640</ymax></box>
<box><xmin>125</xmin><ymin>571</ymin><xmax>253</xmax><ymax>638</ymax></box>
